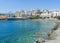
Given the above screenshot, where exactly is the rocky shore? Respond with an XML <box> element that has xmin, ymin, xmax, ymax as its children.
<box><xmin>44</xmin><ymin>20</ymin><xmax>60</xmax><ymax>43</ymax></box>
<box><xmin>34</xmin><ymin>19</ymin><xmax>60</xmax><ymax>43</ymax></box>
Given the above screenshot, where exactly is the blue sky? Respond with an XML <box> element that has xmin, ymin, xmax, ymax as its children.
<box><xmin>0</xmin><ymin>0</ymin><xmax>60</xmax><ymax>13</ymax></box>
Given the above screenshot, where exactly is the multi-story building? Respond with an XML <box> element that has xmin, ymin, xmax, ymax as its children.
<box><xmin>20</xmin><ymin>10</ymin><xmax>26</xmax><ymax>17</ymax></box>
<box><xmin>15</xmin><ymin>10</ymin><xmax>31</xmax><ymax>18</ymax></box>
<box><xmin>15</xmin><ymin>11</ymin><xmax>21</xmax><ymax>17</ymax></box>
<box><xmin>14</xmin><ymin>9</ymin><xmax>60</xmax><ymax>18</ymax></box>
<box><xmin>40</xmin><ymin>10</ymin><xmax>50</xmax><ymax>17</ymax></box>
<box><xmin>25</xmin><ymin>11</ymin><xmax>32</xmax><ymax>17</ymax></box>
<box><xmin>31</xmin><ymin>9</ymin><xmax>37</xmax><ymax>16</ymax></box>
<box><xmin>52</xmin><ymin>11</ymin><xmax>60</xmax><ymax>17</ymax></box>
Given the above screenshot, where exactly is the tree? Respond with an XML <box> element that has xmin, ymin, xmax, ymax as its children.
<box><xmin>13</xmin><ymin>15</ymin><xmax>16</xmax><ymax>17</ymax></box>
<box><xmin>36</xmin><ymin>10</ymin><xmax>43</xmax><ymax>17</ymax></box>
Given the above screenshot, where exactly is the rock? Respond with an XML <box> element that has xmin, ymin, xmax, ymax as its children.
<box><xmin>35</xmin><ymin>38</ymin><xmax>46</xmax><ymax>43</ymax></box>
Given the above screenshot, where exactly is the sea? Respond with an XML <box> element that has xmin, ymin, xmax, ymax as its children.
<box><xmin>0</xmin><ymin>20</ymin><xmax>55</xmax><ymax>43</ymax></box>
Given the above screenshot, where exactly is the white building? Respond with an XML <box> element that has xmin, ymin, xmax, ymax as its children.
<box><xmin>40</xmin><ymin>10</ymin><xmax>51</xmax><ymax>17</ymax></box>
<box><xmin>52</xmin><ymin>11</ymin><xmax>60</xmax><ymax>17</ymax></box>
<box><xmin>31</xmin><ymin>10</ymin><xmax>37</xmax><ymax>16</ymax></box>
<box><xmin>15</xmin><ymin>9</ymin><xmax>60</xmax><ymax>18</ymax></box>
<box><xmin>40</xmin><ymin>10</ymin><xmax>60</xmax><ymax>18</ymax></box>
<box><xmin>24</xmin><ymin>10</ymin><xmax>31</xmax><ymax>16</ymax></box>
<box><xmin>15</xmin><ymin>11</ymin><xmax>21</xmax><ymax>17</ymax></box>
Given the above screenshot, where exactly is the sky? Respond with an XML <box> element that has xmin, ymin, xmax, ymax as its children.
<box><xmin>0</xmin><ymin>0</ymin><xmax>60</xmax><ymax>13</ymax></box>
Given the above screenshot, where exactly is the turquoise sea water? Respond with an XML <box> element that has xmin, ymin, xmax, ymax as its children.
<box><xmin>0</xmin><ymin>20</ymin><xmax>55</xmax><ymax>43</ymax></box>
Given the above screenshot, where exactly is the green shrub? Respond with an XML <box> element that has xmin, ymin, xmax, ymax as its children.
<box><xmin>54</xmin><ymin>16</ymin><xmax>60</xmax><ymax>19</ymax></box>
<box><xmin>29</xmin><ymin>15</ymin><xmax>40</xmax><ymax>19</ymax></box>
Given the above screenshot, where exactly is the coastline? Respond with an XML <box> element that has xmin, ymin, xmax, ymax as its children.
<box><xmin>0</xmin><ymin>18</ymin><xmax>59</xmax><ymax>43</ymax></box>
<box><xmin>33</xmin><ymin>19</ymin><xmax>60</xmax><ymax>43</ymax></box>
<box><xmin>44</xmin><ymin>20</ymin><xmax>60</xmax><ymax>43</ymax></box>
